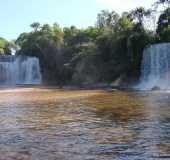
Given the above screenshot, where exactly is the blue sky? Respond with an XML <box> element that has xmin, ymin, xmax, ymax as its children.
<box><xmin>0</xmin><ymin>0</ymin><xmax>155</xmax><ymax>40</ymax></box>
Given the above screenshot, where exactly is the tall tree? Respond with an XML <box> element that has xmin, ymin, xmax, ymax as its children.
<box><xmin>96</xmin><ymin>10</ymin><xmax>119</xmax><ymax>28</ymax></box>
<box><xmin>157</xmin><ymin>8</ymin><xmax>170</xmax><ymax>41</ymax></box>
<box><xmin>30</xmin><ymin>22</ymin><xmax>41</xmax><ymax>32</ymax></box>
<box><xmin>129</xmin><ymin>7</ymin><xmax>151</xmax><ymax>26</ymax></box>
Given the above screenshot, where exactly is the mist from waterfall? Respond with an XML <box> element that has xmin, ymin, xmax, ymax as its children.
<box><xmin>139</xmin><ymin>43</ymin><xmax>170</xmax><ymax>90</ymax></box>
<box><xmin>0</xmin><ymin>55</ymin><xmax>42</xmax><ymax>85</ymax></box>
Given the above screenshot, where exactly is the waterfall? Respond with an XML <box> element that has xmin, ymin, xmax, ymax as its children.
<box><xmin>139</xmin><ymin>43</ymin><xmax>170</xmax><ymax>90</ymax></box>
<box><xmin>0</xmin><ymin>55</ymin><xmax>42</xmax><ymax>85</ymax></box>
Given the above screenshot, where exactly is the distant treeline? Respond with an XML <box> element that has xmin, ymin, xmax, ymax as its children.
<box><xmin>1</xmin><ymin>0</ymin><xmax>170</xmax><ymax>85</ymax></box>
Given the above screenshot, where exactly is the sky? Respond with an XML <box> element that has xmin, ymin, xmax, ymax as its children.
<box><xmin>0</xmin><ymin>0</ymin><xmax>156</xmax><ymax>40</ymax></box>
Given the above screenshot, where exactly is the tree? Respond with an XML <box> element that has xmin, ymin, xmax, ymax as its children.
<box><xmin>84</xmin><ymin>27</ymin><xmax>100</xmax><ymax>41</ymax></box>
<box><xmin>156</xmin><ymin>0</ymin><xmax>170</xmax><ymax>6</ymax></box>
<box><xmin>41</xmin><ymin>24</ymin><xmax>52</xmax><ymax>33</ymax></box>
<box><xmin>157</xmin><ymin>8</ymin><xmax>170</xmax><ymax>41</ymax></box>
<box><xmin>0</xmin><ymin>37</ymin><xmax>7</xmax><ymax>54</ymax></box>
<box><xmin>129</xmin><ymin>7</ymin><xmax>151</xmax><ymax>26</ymax></box>
<box><xmin>116</xmin><ymin>15</ymin><xmax>134</xmax><ymax>32</ymax></box>
<box><xmin>30</xmin><ymin>22</ymin><xmax>41</xmax><ymax>32</ymax></box>
<box><xmin>15</xmin><ymin>8</ymin><xmax>155</xmax><ymax>85</ymax></box>
<box><xmin>0</xmin><ymin>37</ymin><xmax>13</xmax><ymax>55</ymax></box>
<box><xmin>16</xmin><ymin>23</ymin><xmax>66</xmax><ymax>84</ymax></box>
<box><xmin>15</xmin><ymin>33</ymin><xmax>29</xmax><ymax>47</ymax></box>
<box><xmin>96</xmin><ymin>10</ymin><xmax>119</xmax><ymax>28</ymax></box>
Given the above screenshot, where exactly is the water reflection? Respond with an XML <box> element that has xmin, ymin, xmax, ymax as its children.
<box><xmin>0</xmin><ymin>88</ymin><xmax>170</xmax><ymax>159</ymax></box>
<box><xmin>86</xmin><ymin>91</ymin><xmax>170</xmax><ymax>159</ymax></box>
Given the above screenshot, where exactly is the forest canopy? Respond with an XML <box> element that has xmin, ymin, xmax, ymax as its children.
<box><xmin>1</xmin><ymin>0</ymin><xmax>170</xmax><ymax>86</ymax></box>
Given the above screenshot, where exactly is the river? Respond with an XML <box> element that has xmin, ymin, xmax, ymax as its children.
<box><xmin>0</xmin><ymin>87</ymin><xmax>170</xmax><ymax>160</ymax></box>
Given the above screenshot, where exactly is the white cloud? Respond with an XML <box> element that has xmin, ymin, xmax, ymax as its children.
<box><xmin>96</xmin><ymin>0</ymin><xmax>156</xmax><ymax>13</ymax></box>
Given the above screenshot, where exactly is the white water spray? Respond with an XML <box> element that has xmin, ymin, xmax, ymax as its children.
<box><xmin>139</xmin><ymin>43</ymin><xmax>170</xmax><ymax>90</ymax></box>
<box><xmin>0</xmin><ymin>55</ymin><xmax>42</xmax><ymax>85</ymax></box>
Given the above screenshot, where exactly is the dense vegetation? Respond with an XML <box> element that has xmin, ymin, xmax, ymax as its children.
<box><xmin>2</xmin><ymin>0</ymin><xmax>170</xmax><ymax>86</ymax></box>
<box><xmin>0</xmin><ymin>37</ymin><xmax>14</xmax><ymax>55</ymax></box>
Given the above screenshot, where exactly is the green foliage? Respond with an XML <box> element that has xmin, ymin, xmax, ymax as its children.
<box><xmin>129</xmin><ymin>7</ymin><xmax>151</xmax><ymax>26</ymax></box>
<box><xmin>96</xmin><ymin>10</ymin><xmax>119</xmax><ymax>28</ymax></box>
<box><xmin>16</xmin><ymin>23</ymin><xmax>66</xmax><ymax>84</ymax></box>
<box><xmin>127</xmin><ymin>28</ymin><xmax>153</xmax><ymax>77</ymax></box>
<box><xmin>157</xmin><ymin>8</ymin><xmax>170</xmax><ymax>42</ymax></box>
<box><xmin>30</xmin><ymin>22</ymin><xmax>41</xmax><ymax>32</ymax></box>
<box><xmin>161</xmin><ymin>25</ymin><xmax>170</xmax><ymax>41</ymax></box>
<box><xmin>15</xmin><ymin>5</ymin><xmax>169</xmax><ymax>86</ymax></box>
<box><xmin>0</xmin><ymin>37</ymin><xmax>13</xmax><ymax>55</ymax></box>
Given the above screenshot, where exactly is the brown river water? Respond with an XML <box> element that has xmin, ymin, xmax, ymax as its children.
<box><xmin>0</xmin><ymin>87</ymin><xmax>170</xmax><ymax>160</ymax></box>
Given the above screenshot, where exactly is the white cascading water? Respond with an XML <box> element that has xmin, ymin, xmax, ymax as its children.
<box><xmin>0</xmin><ymin>55</ymin><xmax>42</xmax><ymax>85</ymax></box>
<box><xmin>139</xmin><ymin>43</ymin><xmax>170</xmax><ymax>90</ymax></box>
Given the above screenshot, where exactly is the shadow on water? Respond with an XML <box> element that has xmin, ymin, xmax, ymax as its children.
<box><xmin>0</xmin><ymin>88</ymin><xmax>170</xmax><ymax>159</ymax></box>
